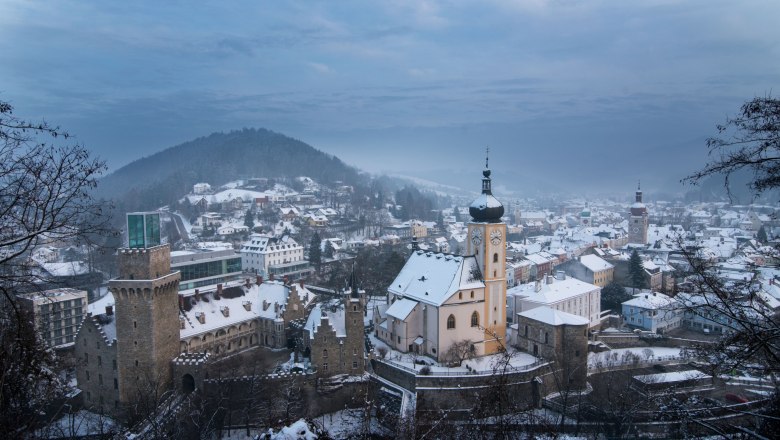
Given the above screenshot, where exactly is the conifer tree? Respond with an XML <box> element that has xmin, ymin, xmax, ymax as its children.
<box><xmin>628</xmin><ymin>250</ymin><xmax>645</xmax><ymax>291</ymax></box>
<box><xmin>309</xmin><ymin>232</ymin><xmax>322</xmax><ymax>270</ymax></box>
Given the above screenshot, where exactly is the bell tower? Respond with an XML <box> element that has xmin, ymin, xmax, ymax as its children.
<box><xmin>111</xmin><ymin>212</ymin><xmax>181</xmax><ymax>409</ymax></box>
<box><xmin>466</xmin><ymin>150</ymin><xmax>507</xmax><ymax>354</ymax></box>
<box><xmin>628</xmin><ymin>182</ymin><xmax>649</xmax><ymax>245</ymax></box>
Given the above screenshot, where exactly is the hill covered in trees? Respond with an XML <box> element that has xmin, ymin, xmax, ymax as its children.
<box><xmin>97</xmin><ymin>128</ymin><xmax>364</xmax><ymax>211</ymax></box>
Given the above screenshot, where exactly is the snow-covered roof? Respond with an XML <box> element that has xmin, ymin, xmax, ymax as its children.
<box><xmin>508</xmin><ymin>277</ymin><xmax>599</xmax><ymax>305</ymax></box>
<box><xmin>622</xmin><ymin>292</ymin><xmax>676</xmax><ymax>310</ymax></box>
<box><xmin>518</xmin><ymin>306</ymin><xmax>589</xmax><ymax>326</ymax></box>
<box><xmin>385</xmin><ymin>298</ymin><xmax>418</xmax><ymax>320</ymax></box>
<box><xmin>180</xmin><ymin>281</ymin><xmax>315</xmax><ymax>339</ymax></box>
<box><xmin>388</xmin><ymin>251</ymin><xmax>484</xmax><ymax>306</ymax></box>
<box><xmin>579</xmin><ymin>255</ymin><xmax>613</xmax><ymax>272</ymax></box>
<box><xmin>305</xmin><ymin>299</ymin><xmax>347</xmax><ymax>337</ymax></box>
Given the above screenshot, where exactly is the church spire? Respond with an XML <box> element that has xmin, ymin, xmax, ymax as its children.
<box><xmin>482</xmin><ymin>146</ymin><xmax>492</xmax><ymax>195</ymax></box>
<box><xmin>469</xmin><ymin>147</ymin><xmax>504</xmax><ymax>223</ymax></box>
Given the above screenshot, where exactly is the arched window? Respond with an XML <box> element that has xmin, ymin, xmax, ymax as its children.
<box><xmin>471</xmin><ymin>311</ymin><xmax>479</xmax><ymax>327</ymax></box>
<box><xmin>447</xmin><ymin>315</ymin><xmax>456</xmax><ymax>329</ymax></box>
<box><xmin>323</xmin><ymin>349</ymin><xmax>328</xmax><ymax>358</ymax></box>
<box><xmin>458</xmin><ymin>292</ymin><xmax>462</xmax><ymax>300</ymax></box>
<box><xmin>493</xmin><ymin>253</ymin><xmax>498</xmax><ymax>263</ymax></box>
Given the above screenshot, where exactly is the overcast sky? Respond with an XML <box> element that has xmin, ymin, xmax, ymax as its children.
<box><xmin>2</xmin><ymin>1</ymin><xmax>778</xmax><ymax>193</ymax></box>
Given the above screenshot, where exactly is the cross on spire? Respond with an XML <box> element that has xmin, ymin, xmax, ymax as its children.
<box><xmin>485</xmin><ymin>146</ymin><xmax>490</xmax><ymax>169</ymax></box>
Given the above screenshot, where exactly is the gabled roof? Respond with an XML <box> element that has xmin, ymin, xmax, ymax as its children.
<box><xmin>518</xmin><ymin>306</ymin><xmax>589</xmax><ymax>326</ymax></box>
<box><xmin>388</xmin><ymin>251</ymin><xmax>484</xmax><ymax>306</ymax></box>
<box><xmin>385</xmin><ymin>298</ymin><xmax>418</xmax><ymax>320</ymax></box>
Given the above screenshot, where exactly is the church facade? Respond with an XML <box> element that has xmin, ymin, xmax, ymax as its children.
<box><xmin>374</xmin><ymin>158</ymin><xmax>508</xmax><ymax>362</ymax></box>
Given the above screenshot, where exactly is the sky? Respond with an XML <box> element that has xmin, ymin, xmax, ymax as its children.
<box><xmin>1</xmin><ymin>0</ymin><xmax>779</xmax><ymax>195</ymax></box>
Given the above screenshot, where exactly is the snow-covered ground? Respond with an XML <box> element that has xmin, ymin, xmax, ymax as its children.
<box><xmin>588</xmin><ymin>346</ymin><xmax>684</xmax><ymax>368</ymax></box>
<box><xmin>41</xmin><ymin>410</ymin><xmax>116</xmax><ymax>438</ymax></box>
<box><xmin>370</xmin><ymin>332</ymin><xmax>542</xmax><ymax>375</ymax></box>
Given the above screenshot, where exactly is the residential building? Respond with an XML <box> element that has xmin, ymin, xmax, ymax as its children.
<box><xmin>240</xmin><ymin>233</ymin><xmax>311</xmax><ymax>280</ymax></box>
<box><xmin>622</xmin><ymin>291</ymin><xmax>682</xmax><ymax>333</ymax></box>
<box><xmin>559</xmin><ymin>254</ymin><xmax>614</xmax><ymax>287</ymax></box>
<box><xmin>508</xmin><ymin>272</ymin><xmax>601</xmax><ymax>328</ymax></box>
<box><xmin>17</xmin><ymin>287</ymin><xmax>88</xmax><ymax>347</ymax></box>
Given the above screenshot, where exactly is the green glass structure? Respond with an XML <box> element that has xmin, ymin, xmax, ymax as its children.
<box><xmin>127</xmin><ymin>212</ymin><xmax>162</xmax><ymax>248</ymax></box>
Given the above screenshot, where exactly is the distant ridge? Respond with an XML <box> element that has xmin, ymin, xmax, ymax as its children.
<box><xmin>97</xmin><ymin>128</ymin><xmax>361</xmax><ymax>210</ymax></box>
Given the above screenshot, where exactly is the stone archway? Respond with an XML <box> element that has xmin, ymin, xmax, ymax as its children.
<box><xmin>182</xmin><ymin>374</ymin><xmax>195</xmax><ymax>393</ymax></box>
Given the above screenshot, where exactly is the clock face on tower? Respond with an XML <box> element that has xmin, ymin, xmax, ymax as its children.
<box><xmin>471</xmin><ymin>228</ymin><xmax>483</xmax><ymax>246</ymax></box>
<box><xmin>490</xmin><ymin>229</ymin><xmax>503</xmax><ymax>245</ymax></box>
<box><xmin>632</xmin><ymin>227</ymin><xmax>639</xmax><ymax>233</ymax></box>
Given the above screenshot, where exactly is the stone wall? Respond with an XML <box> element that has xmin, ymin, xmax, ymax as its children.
<box><xmin>74</xmin><ymin>316</ymin><xmax>119</xmax><ymax>415</ymax></box>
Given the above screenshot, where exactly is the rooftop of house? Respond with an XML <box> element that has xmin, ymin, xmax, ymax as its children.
<box><xmin>508</xmin><ymin>275</ymin><xmax>599</xmax><ymax>305</ymax></box>
<box><xmin>518</xmin><ymin>305</ymin><xmax>589</xmax><ymax>326</ymax></box>
<box><xmin>579</xmin><ymin>254</ymin><xmax>614</xmax><ymax>272</ymax></box>
<box><xmin>305</xmin><ymin>297</ymin><xmax>347</xmax><ymax>337</ymax></box>
<box><xmin>622</xmin><ymin>292</ymin><xmax>675</xmax><ymax>310</ymax></box>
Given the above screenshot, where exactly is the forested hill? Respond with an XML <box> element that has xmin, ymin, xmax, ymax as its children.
<box><xmin>97</xmin><ymin>128</ymin><xmax>362</xmax><ymax>210</ymax></box>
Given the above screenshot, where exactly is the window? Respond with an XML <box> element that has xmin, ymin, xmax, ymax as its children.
<box><xmin>97</xmin><ymin>356</ymin><xmax>102</xmax><ymax>366</ymax></box>
<box><xmin>113</xmin><ymin>359</ymin><xmax>117</xmax><ymax>370</ymax></box>
<box><xmin>322</xmin><ymin>362</ymin><xmax>328</xmax><ymax>371</ymax></box>
<box><xmin>544</xmin><ymin>332</ymin><xmax>549</xmax><ymax>344</ymax></box>
<box><xmin>84</xmin><ymin>353</ymin><xmax>89</xmax><ymax>364</ymax></box>
<box><xmin>86</xmin><ymin>371</ymin><xmax>90</xmax><ymax>381</ymax></box>
<box><xmin>459</xmin><ymin>292</ymin><xmax>462</xmax><ymax>300</ymax></box>
<box><xmin>98</xmin><ymin>374</ymin><xmax>103</xmax><ymax>385</ymax></box>
<box><xmin>471</xmin><ymin>311</ymin><xmax>479</xmax><ymax>327</ymax></box>
<box><xmin>493</xmin><ymin>253</ymin><xmax>498</xmax><ymax>263</ymax></box>
<box><xmin>323</xmin><ymin>349</ymin><xmax>328</xmax><ymax>358</ymax></box>
<box><xmin>114</xmin><ymin>378</ymin><xmax>118</xmax><ymax>389</ymax></box>
<box><xmin>447</xmin><ymin>315</ymin><xmax>456</xmax><ymax>329</ymax></box>
<box><xmin>470</xmin><ymin>291</ymin><xmax>474</xmax><ymax>299</ymax></box>
<box><xmin>352</xmin><ymin>361</ymin><xmax>358</xmax><ymax>369</ymax></box>
<box><xmin>525</xmin><ymin>325</ymin><xmax>528</xmax><ymax>336</ymax></box>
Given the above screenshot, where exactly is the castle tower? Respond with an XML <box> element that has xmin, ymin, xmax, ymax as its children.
<box><xmin>110</xmin><ymin>212</ymin><xmax>181</xmax><ymax>407</ymax></box>
<box><xmin>628</xmin><ymin>182</ymin><xmax>649</xmax><ymax>245</ymax></box>
<box><xmin>344</xmin><ymin>269</ymin><xmax>366</xmax><ymax>373</ymax></box>
<box><xmin>466</xmin><ymin>151</ymin><xmax>507</xmax><ymax>354</ymax></box>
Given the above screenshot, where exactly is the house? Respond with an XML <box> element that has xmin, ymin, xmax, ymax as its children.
<box><xmin>508</xmin><ymin>272</ymin><xmax>602</xmax><ymax>329</ymax></box>
<box><xmin>622</xmin><ymin>291</ymin><xmax>682</xmax><ymax>334</ymax></box>
<box><xmin>559</xmin><ymin>254</ymin><xmax>614</xmax><ymax>287</ymax></box>
<box><xmin>240</xmin><ymin>233</ymin><xmax>311</xmax><ymax>280</ymax></box>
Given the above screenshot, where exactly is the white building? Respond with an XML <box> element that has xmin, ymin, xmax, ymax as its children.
<box><xmin>193</xmin><ymin>182</ymin><xmax>212</xmax><ymax>194</ymax></box>
<box><xmin>622</xmin><ymin>291</ymin><xmax>682</xmax><ymax>333</ymax></box>
<box><xmin>508</xmin><ymin>272</ymin><xmax>602</xmax><ymax>328</ymax></box>
<box><xmin>240</xmin><ymin>233</ymin><xmax>310</xmax><ymax>280</ymax></box>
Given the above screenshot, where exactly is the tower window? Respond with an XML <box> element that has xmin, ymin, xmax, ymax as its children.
<box><xmin>493</xmin><ymin>253</ymin><xmax>498</xmax><ymax>263</ymax></box>
<box><xmin>447</xmin><ymin>315</ymin><xmax>456</xmax><ymax>329</ymax></box>
<box><xmin>471</xmin><ymin>311</ymin><xmax>479</xmax><ymax>327</ymax></box>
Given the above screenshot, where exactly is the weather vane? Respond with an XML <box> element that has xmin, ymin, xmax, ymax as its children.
<box><xmin>485</xmin><ymin>146</ymin><xmax>489</xmax><ymax>169</ymax></box>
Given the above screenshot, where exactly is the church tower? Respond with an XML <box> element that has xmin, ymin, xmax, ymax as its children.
<box><xmin>628</xmin><ymin>183</ymin><xmax>649</xmax><ymax>245</ymax></box>
<box><xmin>111</xmin><ymin>212</ymin><xmax>181</xmax><ymax>408</ymax></box>
<box><xmin>466</xmin><ymin>152</ymin><xmax>507</xmax><ymax>354</ymax></box>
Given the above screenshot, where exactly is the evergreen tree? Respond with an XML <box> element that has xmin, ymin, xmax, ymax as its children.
<box><xmin>437</xmin><ymin>210</ymin><xmax>445</xmax><ymax>232</ymax></box>
<box><xmin>601</xmin><ymin>282</ymin><xmax>631</xmax><ymax>312</ymax></box>
<box><xmin>323</xmin><ymin>240</ymin><xmax>335</xmax><ymax>259</ymax></box>
<box><xmin>757</xmin><ymin>225</ymin><xmax>769</xmax><ymax>243</ymax></box>
<box><xmin>309</xmin><ymin>232</ymin><xmax>322</xmax><ymax>270</ymax></box>
<box><xmin>453</xmin><ymin>207</ymin><xmax>462</xmax><ymax>223</ymax></box>
<box><xmin>244</xmin><ymin>208</ymin><xmax>255</xmax><ymax>229</ymax></box>
<box><xmin>628</xmin><ymin>250</ymin><xmax>645</xmax><ymax>291</ymax></box>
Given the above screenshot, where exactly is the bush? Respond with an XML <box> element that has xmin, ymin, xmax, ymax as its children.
<box><xmin>419</xmin><ymin>366</ymin><xmax>431</xmax><ymax>375</ymax></box>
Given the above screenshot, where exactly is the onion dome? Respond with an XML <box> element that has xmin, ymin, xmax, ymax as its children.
<box><xmin>469</xmin><ymin>152</ymin><xmax>504</xmax><ymax>223</ymax></box>
<box><xmin>631</xmin><ymin>181</ymin><xmax>647</xmax><ymax>215</ymax></box>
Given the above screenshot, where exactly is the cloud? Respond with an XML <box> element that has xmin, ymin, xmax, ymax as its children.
<box><xmin>308</xmin><ymin>62</ymin><xmax>334</xmax><ymax>74</ymax></box>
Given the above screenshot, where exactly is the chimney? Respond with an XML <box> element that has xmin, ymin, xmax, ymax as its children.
<box><xmin>299</xmin><ymin>280</ymin><xmax>304</xmax><ymax>289</ymax></box>
<box><xmin>274</xmin><ymin>302</ymin><xmax>279</xmax><ymax>313</ymax></box>
<box><xmin>263</xmin><ymin>300</ymin><xmax>269</xmax><ymax>311</ymax></box>
<box><xmin>535</xmin><ymin>279</ymin><xmax>542</xmax><ymax>292</ymax></box>
<box><xmin>105</xmin><ymin>305</ymin><xmax>113</xmax><ymax>316</ymax></box>
<box><xmin>245</xmin><ymin>278</ymin><xmax>251</xmax><ymax>287</ymax></box>
<box><xmin>556</xmin><ymin>271</ymin><xmax>566</xmax><ymax>280</ymax></box>
<box><xmin>546</xmin><ymin>274</ymin><xmax>554</xmax><ymax>285</ymax></box>
<box><xmin>257</xmin><ymin>275</ymin><xmax>263</xmax><ymax>285</ymax></box>
<box><xmin>270</xmin><ymin>273</ymin><xmax>275</xmax><ymax>281</ymax></box>
<box><xmin>180</xmin><ymin>318</ymin><xmax>186</xmax><ymax>329</ymax></box>
<box><xmin>243</xmin><ymin>301</ymin><xmax>252</xmax><ymax>311</ymax></box>
<box><xmin>216</xmin><ymin>283</ymin><xmax>223</xmax><ymax>299</ymax></box>
<box><xmin>197</xmin><ymin>312</ymin><xmax>205</xmax><ymax>324</ymax></box>
<box><xmin>645</xmin><ymin>295</ymin><xmax>649</xmax><ymax>299</ymax></box>
<box><xmin>221</xmin><ymin>306</ymin><xmax>230</xmax><ymax>317</ymax></box>
<box><xmin>194</xmin><ymin>289</ymin><xmax>200</xmax><ymax>301</ymax></box>
<box><xmin>653</xmin><ymin>292</ymin><xmax>657</xmax><ymax>296</ymax></box>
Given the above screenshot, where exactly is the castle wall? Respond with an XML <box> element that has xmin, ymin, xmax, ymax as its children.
<box><xmin>74</xmin><ymin>317</ymin><xmax>119</xmax><ymax>414</ymax></box>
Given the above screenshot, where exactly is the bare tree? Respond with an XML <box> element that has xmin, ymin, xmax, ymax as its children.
<box><xmin>0</xmin><ymin>99</ymin><xmax>110</xmax><ymax>436</ymax></box>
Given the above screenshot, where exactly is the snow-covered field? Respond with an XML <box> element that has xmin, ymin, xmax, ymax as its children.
<box><xmin>588</xmin><ymin>346</ymin><xmax>684</xmax><ymax>368</ymax></box>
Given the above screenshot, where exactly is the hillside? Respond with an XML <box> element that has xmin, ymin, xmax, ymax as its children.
<box><xmin>97</xmin><ymin>128</ymin><xmax>362</xmax><ymax>211</ymax></box>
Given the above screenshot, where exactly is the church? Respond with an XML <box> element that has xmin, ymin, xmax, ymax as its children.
<box><xmin>374</xmin><ymin>157</ymin><xmax>507</xmax><ymax>362</ymax></box>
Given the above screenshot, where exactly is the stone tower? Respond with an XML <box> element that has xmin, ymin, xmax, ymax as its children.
<box><xmin>110</xmin><ymin>212</ymin><xmax>181</xmax><ymax>407</ymax></box>
<box><xmin>466</xmin><ymin>152</ymin><xmax>507</xmax><ymax>354</ymax></box>
<box><xmin>344</xmin><ymin>271</ymin><xmax>366</xmax><ymax>373</ymax></box>
<box><xmin>628</xmin><ymin>183</ymin><xmax>649</xmax><ymax>245</ymax></box>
